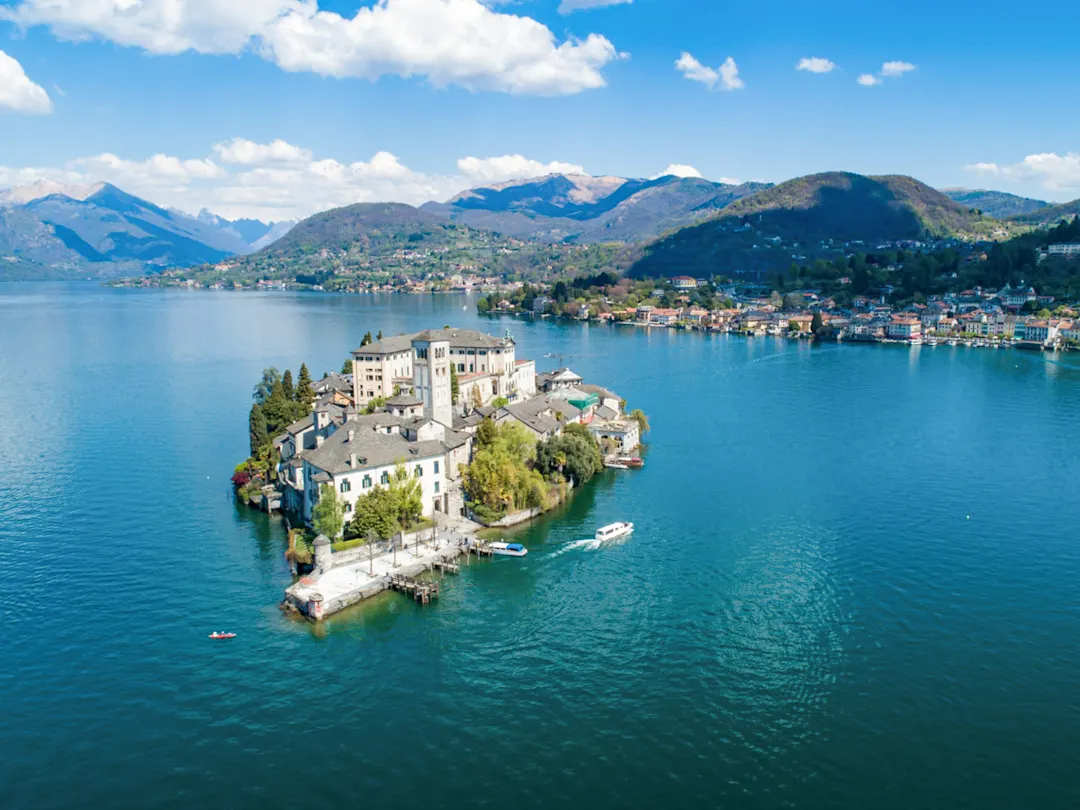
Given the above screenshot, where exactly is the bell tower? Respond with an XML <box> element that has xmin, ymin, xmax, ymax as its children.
<box><xmin>411</xmin><ymin>333</ymin><xmax>452</xmax><ymax>427</ymax></box>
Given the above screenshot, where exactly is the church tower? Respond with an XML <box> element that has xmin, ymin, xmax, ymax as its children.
<box><xmin>410</xmin><ymin>332</ymin><xmax>453</xmax><ymax>427</ymax></box>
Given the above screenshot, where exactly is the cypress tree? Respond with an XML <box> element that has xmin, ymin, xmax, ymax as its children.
<box><xmin>296</xmin><ymin>363</ymin><xmax>314</xmax><ymax>404</ymax></box>
<box><xmin>282</xmin><ymin>369</ymin><xmax>295</xmax><ymax>401</ymax></box>
<box><xmin>249</xmin><ymin>403</ymin><xmax>269</xmax><ymax>457</ymax></box>
<box><xmin>376</xmin><ymin>329</ymin><xmax>383</xmax><ymax>341</ymax></box>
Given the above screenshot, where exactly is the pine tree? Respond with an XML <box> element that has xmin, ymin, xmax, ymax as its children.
<box><xmin>282</xmin><ymin>369</ymin><xmax>295</xmax><ymax>401</ymax></box>
<box><xmin>376</xmin><ymin>330</ymin><xmax>383</xmax><ymax>341</ymax></box>
<box><xmin>341</xmin><ymin>358</ymin><xmax>353</xmax><ymax>375</ymax></box>
<box><xmin>360</xmin><ymin>331</ymin><xmax>373</xmax><ymax>346</ymax></box>
<box><xmin>296</xmin><ymin>363</ymin><xmax>314</xmax><ymax>404</ymax></box>
<box><xmin>249</xmin><ymin>403</ymin><xmax>269</xmax><ymax>457</ymax></box>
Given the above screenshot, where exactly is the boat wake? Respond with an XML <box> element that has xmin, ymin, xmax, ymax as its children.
<box><xmin>547</xmin><ymin>538</ymin><xmax>604</xmax><ymax>558</ymax></box>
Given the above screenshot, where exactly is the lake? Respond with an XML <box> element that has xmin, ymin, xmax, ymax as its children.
<box><xmin>2</xmin><ymin>284</ymin><xmax>1079</xmax><ymax>809</ymax></box>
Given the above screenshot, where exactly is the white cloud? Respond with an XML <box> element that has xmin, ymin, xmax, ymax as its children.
<box><xmin>676</xmin><ymin>52</ymin><xmax>743</xmax><ymax>91</ymax></box>
<box><xmin>0</xmin><ymin>49</ymin><xmax>53</xmax><ymax>114</ymax></box>
<box><xmin>881</xmin><ymin>61</ymin><xmax>916</xmax><ymax>77</ymax></box>
<box><xmin>858</xmin><ymin>61</ymin><xmax>915</xmax><ymax>86</ymax></box>
<box><xmin>0</xmin><ymin>140</ymin><xmax>594</xmax><ymax>220</ymax></box>
<box><xmin>457</xmin><ymin>155</ymin><xmax>585</xmax><ymax>184</ymax></box>
<box><xmin>558</xmin><ymin>0</ymin><xmax>632</xmax><ymax>13</ymax></box>
<box><xmin>796</xmin><ymin>57</ymin><xmax>835</xmax><ymax>74</ymax></box>
<box><xmin>3</xmin><ymin>0</ymin><xmax>622</xmax><ymax>96</ymax></box>
<box><xmin>652</xmin><ymin>164</ymin><xmax>702</xmax><ymax>179</ymax></box>
<box><xmin>213</xmin><ymin>137</ymin><xmax>312</xmax><ymax>165</ymax></box>
<box><xmin>965</xmin><ymin>152</ymin><xmax>1080</xmax><ymax>192</ymax></box>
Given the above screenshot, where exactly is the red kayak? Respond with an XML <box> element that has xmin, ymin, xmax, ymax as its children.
<box><xmin>208</xmin><ymin>632</ymin><xmax>236</xmax><ymax>640</ymax></box>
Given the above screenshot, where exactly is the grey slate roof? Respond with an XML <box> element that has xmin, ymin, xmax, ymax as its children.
<box><xmin>595</xmin><ymin>405</ymin><xmax>618</xmax><ymax>421</ymax></box>
<box><xmin>579</xmin><ymin>383</ymin><xmax>620</xmax><ymax>401</ymax></box>
<box><xmin>386</xmin><ymin>392</ymin><xmax>423</xmax><ymax>407</ymax></box>
<box><xmin>285</xmin><ymin>414</ymin><xmax>314</xmax><ymax>435</ymax></box>
<box><xmin>304</xmin><ymin>416</ymin><xmax>447</xmax><ymax>475</ymax></box>
<box><xmin>353</xmin><ymin>328</ymin><xmax>511</xmax><ymax>356</ymax></box>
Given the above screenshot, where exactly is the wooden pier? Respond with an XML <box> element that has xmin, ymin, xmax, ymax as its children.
<box><xmin>432</xmin><ymin>559</ymin><xmax>460</xmax><ymax>574</ymax></box>
<box><xmin>388</xmin><ymin>573</ymin><xmax>441</xmax><ymax>605</ymax></box>
<box><xmin>468</xmin><ymin>542</ymin><xmax>494</xmax><ymax>557</ymax></box>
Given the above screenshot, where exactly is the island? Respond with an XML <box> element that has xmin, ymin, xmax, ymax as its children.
<box><xmin>232</xmin><ymin>326</ymin><xmax>649</xmax><ymax>620</ymax></box>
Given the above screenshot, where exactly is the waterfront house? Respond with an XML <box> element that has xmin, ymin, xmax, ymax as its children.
<box><xmin>537</xmin><ymin>367</ymin><xmax>583</xmax><ymax>393</ymax></box>
<box><xmin>887</xmin><ymin>315</ymin><xmax>922</xmax><ymax>341</ymax></box>
<box><xmin>587</xmin><ymin>416</ymin><xmax>640</xmax><ymax>456</ymax></box>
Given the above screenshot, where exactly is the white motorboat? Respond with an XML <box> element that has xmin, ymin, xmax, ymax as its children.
<box><xmin>595</xmin><ymin>522</ymin><xmax>634</xmax><ymax>542</ymax></box>
<box><xmin>489</xmin><ymin>542</ymin><xmax>528</xmax><ymax>557</ymax></box>
<box><xmin>604</xmin><ymin>461</ymin><xmax>629</xmax><ymax>470</ymax></box>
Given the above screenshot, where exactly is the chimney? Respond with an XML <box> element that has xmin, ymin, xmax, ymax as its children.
<box><xmin>315</xmin><ymin>435</ymin><xmax>324</xmax><ymax>448</ymax></box>
<box><xmin>348</xmin><ymin>429</ymin><xmax>355</xmax><ymax>443</ymax></box>
<box><xmin>350</xmin><ymin>452</ymin><xmax>357</xmax><ymax>469</ymax></box>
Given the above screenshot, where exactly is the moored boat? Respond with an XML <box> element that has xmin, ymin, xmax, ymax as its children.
<box><xmin>595</xmin><ymin>522</ymin><xmax>634</xmax><ymax>542</ymax></box>
<box><xmin>208</xmin><ymin>632</ymin><xmax>236</xmax><ymax>639</ymax></box>
<box><xmin>616</xmin><ymin>457</ymin><xmax>644</xmax><ymax>469</ymax></box>
<box><xmin>489</xmin><ymin>542</ymin><xmax>528</xmax><ymax>557</ymax></box>
<box><xmin>604</xmin><ymin>461</ymin><xmax>629</xmax><ymax>470</ymax></box>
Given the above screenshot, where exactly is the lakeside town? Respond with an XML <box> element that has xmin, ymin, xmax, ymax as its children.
<box><xmin>234</xmin><ymin>326</ymin><xmax>647</xmax><ymax>620</ymax></box>
<box><xmin>481</xmin><ymin>268</ymin><xmax>1080</xmax><ymax>352</ymax></box>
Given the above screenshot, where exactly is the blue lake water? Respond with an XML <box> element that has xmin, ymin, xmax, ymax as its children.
<box><xmin>2</xmin><ymin>284</ymin><xmax>1080</xmax><ymax>809</ymax></box>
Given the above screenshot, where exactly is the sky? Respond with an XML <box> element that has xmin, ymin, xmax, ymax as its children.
<box><xmin>1</xmin><ymin>0</ymin><xmax>1079</xmax><ymax>222</ymax></box>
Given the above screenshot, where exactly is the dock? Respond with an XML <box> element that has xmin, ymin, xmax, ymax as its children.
<box><xmin>282</xmin><ymin>528</ymin><xmax>482</xmax><ymax>621</ymax></box>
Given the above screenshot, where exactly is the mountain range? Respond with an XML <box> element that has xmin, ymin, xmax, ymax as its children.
<box><xmin>0</xmin><ymin>180</ymin><xmax>294</xmax><ymax>281</ymax></box>
<box><xmin>421</xmin><ymin>173</ymin><xmax>770</xmax><ymax>243</ymax></box>
<box><xmin>3</xmin><ymin>170</ymin><xmax>1079</xmax><ymax>282</ymax></box>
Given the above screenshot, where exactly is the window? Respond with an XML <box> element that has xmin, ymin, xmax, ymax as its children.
<box><xmin>458</xmin><ymin>363</ymin><xmax>465</xmax><ymax>372</ymax></box>
<box><xmin>414</xmin><ymin>465</ymin><xmax>423</xmax><ymax>477</ymax></box>
<box><xmin>340</xmin><ymin>479</ymin><xmax>351</xmax><ymax>493</ymax></box>
<box><xmin>345</xmin><ymin>502</ymin><xmax>352</xmax><ymax>513</ymax></box>
<box><xmin>362</xmin><ymin>475</ymin><xmax>372</xmax><ymax>489</ymax></box>
<box><xmin>433</xmin><ymin>460</ymin><xmax>439</xmax><ymax>474</ymax></box>
<box><xmin>434</xmin><ymin>482</ymin><xmax>440</xmax><ymax>494</ymax></box>
<box><xmin>381</xmin><ymin>471</ymin><xmax>390</xmax><ymax>485</ymax></box>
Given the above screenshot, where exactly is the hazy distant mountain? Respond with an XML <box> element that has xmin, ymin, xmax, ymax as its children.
<box><xmin>195</xmin><ymin>209</ymin><xmax>295</xmax><ymax>252</ymax></box>
<box><xmin>0</xmin><ymin>181</ymin><xmax>255</xmax><ymax>280</ymax></box>
<box><xmin>422</xmin><ymin>173</ymin><xmax>770</xmax><ymax>243</ymax></box>
<box><xmin>630</xmin><ymin>172</ymin><xmax>1001</xmax><ymax>278</ymax></box>
<box><xmin>941</xmin><ymin>188</ymin><xmax>1049</xmax><ymax>218</ymax></box>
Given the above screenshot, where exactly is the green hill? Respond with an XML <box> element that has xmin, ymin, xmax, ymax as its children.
<box><xmin>941</xmin><ymin>188</ymin><xmax>1049</xmax><ymax>218</ymax></box>
<box><xmin>172</xmin><ymin>201</ymin><xmax>634</xmax><ymax>287</ymax></box>
<box><xmin>628</xmin><ymin>172</ymin><xmax>1009</xmax><ymax>278</ymax></box>
<box><xmin>1010</xmin><ymin>198</ymin><xmax>1080</xmax><ymax>226</ymax></box>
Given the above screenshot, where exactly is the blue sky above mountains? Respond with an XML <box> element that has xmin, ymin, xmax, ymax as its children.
<box><xmin>1</xmin><ymin>0</ymin><xmax>1078</xmax><ymax>221</ymax></box>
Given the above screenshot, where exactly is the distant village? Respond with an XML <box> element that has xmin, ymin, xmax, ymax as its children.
<box><xmin>486</xmin><ymin>259</ymin><xmax>1080</xmax><ymax>352</ymax></box>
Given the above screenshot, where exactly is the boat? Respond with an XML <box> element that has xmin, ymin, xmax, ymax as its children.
<box><xmin>489</xmin><ymin>542</ymin><xmax>528</xmax><ymax>557</ymax></box>
<box><xmin>616</xmin><ymin>456</ymin><xmax>644</xmax><ymax>469</ymax></box>
<box><xmin>604</xmin><ymin>461</ymin><xmax>629</xmax><ymax>470</ymax></box>
<box><xmin>208</xmin><ymin>632</ymin><xmax>236</xmax><ymax>640</ymax></box>
<box><xmin>595</xmin><ymin>522</ymin><xmax>634</xmax><ymax>542</ymax></box>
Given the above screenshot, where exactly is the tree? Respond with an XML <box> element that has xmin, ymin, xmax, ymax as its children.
<box><xmin>388</xmin><ymin>462</ymin><xmax>424</xmax><ymax>528</ymax></box>
<box><xmin>341</xmin><ymin>358</ymin><xmax>353</xmax><ymax>375</ymax></box>
<box><xmin>450</xmin><ymin>363</ymin><xmax>459</xmax><ymax>405</ymax></box>
<box><xmin>253</xmin><ymin>367</ymin><xmax>281</xmax><ymax>404</ymax></box>
<box><xmin>628</xmin><ymin>409</ymin><xmax>650</xmax><ymax>435</ymax></box>
<box><xmin>249</xmin><ymin>403</ymin><xmax>269</xmax><ymax>457</ymax></box>
<box><xmin>535</xmin><ymin>424</ymin><xmax>603</xmax><ymax>486</ymax></box>
<box><xmin>295</xmin><ymin>363</ymin><xmax>315</xmax><ymax>404</ymax></box>
<box><xmin>376</xmin><ymin>330</ymin><xmax>383</xmax><ymax>341</ymax></box>
<box><xmin>282</xmin><ymin>369</ymin><xmax>295</xmax><ymax>401</ymax></box>
<box><xmin>262</xmin><ymin>378</ymin><xmax>308</xmax><ymax>435</ymax></box>
<box><xmin>470</xmin><ymin>385</ymin><xmax>484</xmax><ymax>411</ymax></box>
<box><xmin>312</xmin><ymin>483</ymin><xmax>345</xmax><ymax>539</ymax></box>
<box><xmin>476</xmin><ymin>417</ymin><xmax>498</xmax><ymax>448</ymax></box>
<box><xmin>360</xmin><ymin>331</ymin><xmax>373</xmax><ymax>346</ymax></box>
<box><xmin>491</xmin><ymin>396</ymin><xmax>509</xmax><ymax>409</ymax></box>
<box><xmin>811</xmin><ymin>311</ymin><xmax>825</xmax><ymax>335</ymax></box>
<box><xmin>344</xmin><ymin>486</ymin><xmax>399</xmax><ymax>541</ymax></box>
